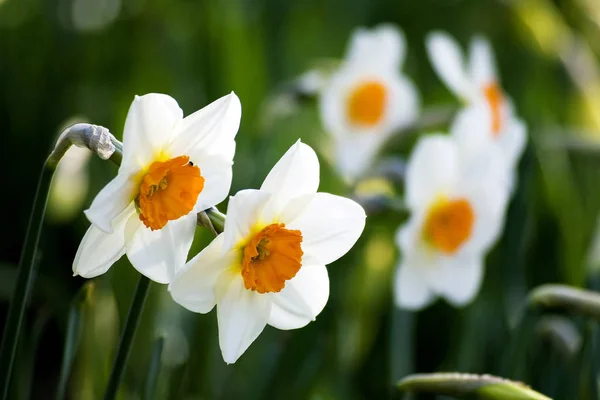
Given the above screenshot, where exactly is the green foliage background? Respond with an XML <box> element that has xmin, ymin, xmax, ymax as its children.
<box><xmin>2</xmin><ymin>0</ymin><xmax>600</xmax><ymax>399</ymax></box>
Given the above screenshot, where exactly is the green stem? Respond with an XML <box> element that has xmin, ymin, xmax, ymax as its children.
<box><xmin>0</xmin><ymin>162</ymin><xmax>55</xmax><ymax>400</ymax></box>
<box><xmin>109</xmin><ymin>137</ymin><xmax>123</xmax><ymax>167</ymax></box>
<box><xmin>103</xmin><ymin>275</ymin><xmax>151</xmax><ymax>400</ymax></box>
<box><xmin>205</xmin><ymin>207</ymin><xmax>226</xmax><ymax>233</ymax></box>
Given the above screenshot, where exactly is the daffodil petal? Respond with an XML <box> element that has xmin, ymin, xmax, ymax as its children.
<box><xmin>192</xmin><ymin>153</ymin><xmax>233</xmax><ymax>213</ymax></box>
<box><xmin>499</xmin><ymin>117</ymin><xmax>527</xmax><ymax>173</ymax></box>
<box><xmin>426</xmin><ymin>31</ymin><xmax>473</xmax><ymax>100</ymax></box>
<box><xmin>405</xmin><ymin>135</ymin><xmax>460</xmax><ymax>209</ymax></box>
<box><xmin>431</xmin><ymin>256</ymin><xmax>483</xmax><ymax>307</ymax></box>
<box><xmin>169</xmin><ymin>92</ymin><xmax>241</xmax><ymax>162</ymax></box>
<box><xmin>84</xmin><ymin>173</ymin><xmax>137</xmax><ymax>234</ymax></box>
<box><xmin>394</xmin><ymin>213</ymin><xmax>423</xmax><ymax>253</ymax></box>
<box><xmin>459</xmin><ymin>188</ymin><xmax>505</xmax><ymax>256</ymax></box>
<box><xmin>453</xmin><ymin>130</ymin><xmax>511</xmax><ymax>219</ymax></box>
<box><xmin>287</xmin><ymin>193</ymin><xmax>366</xmax><ymax>265</ymax></box>
<box><xmin>223</xmin><ymin>189</ymin><xmax>271</xmax><ymax>251</ymax></box>
<box><xmin>387</xmin><ymin>75</ymin><xmax>420</xmax><ymax>130</ymax></box>
<box><xmin>450</xmin><ymin>102</ymin><xmax>494</xmax><ymax>160</ymax></box>
<box><xmin>216</xmin><ymin>274</ymin><xmax>271</xmax><ymax>364</ymax></box>
<box><xmin>469</xmin><ymin>36</ymin><xmax>497</xmax><ymax>87</ymax></box>
<box><xmin>347</xmin><ymin>24</ymin><xmax>406</xmax><ymax>68</ymax></box>
<box><xmin>394</xmin><ymin>263</ymin><xmax>435</xmax><ymax>311</ymax></box>
<box><xmin>124</xmin><ymin>212</ymin><xmax>197</xmax><ymax>284</ymax></box>
<box><xmin>260</xmin><ymin>141</ymin><xmax>320</xmax><ymax>217</ymax></box>
<box><xmin>333</xmin><ymin>134</ymin><xmax>384</xmax><ymax>182</ymax></box>
<box><xmin>169</xmin><ymin>234</ymin><xmax>236</xmax><ymax>313</ymax></box>
<box><xmin>121</xmin><ymin>94</ymin><xmax>183</xmax><ymax>172</ymax></box>
<box><xmin>73</xmin><ymin>204</ymin><xmax>135</xmax><ymax>278</ymax></box>
<box><xmin>268</xmin><ymin>264</ymin><xmax>329</xmax><ymax>330</ymax></box>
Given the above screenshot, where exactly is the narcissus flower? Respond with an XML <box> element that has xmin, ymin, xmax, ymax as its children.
<box><xmin>319</xmin><ymin>24</ymin><xmax>420</xmax><ymax>181</ymax></box>
<box><xmin>73</xmin><ymin>92</ymin><xmax>241</xmax><ymax>283</ymax></box>
<box><xmin>394</xmin><ymin>135</ymin><xmax>507</xmax><ymax>310</ymax></box>
<box><xmin>426</xmin><ymin>32</ymin><xmax>526</xmax><ymax>187</ymax></box>
<box><xmin>169</xmin><ymin>141</ymin><xmax>366</xmax><ymax>363</ymax></box>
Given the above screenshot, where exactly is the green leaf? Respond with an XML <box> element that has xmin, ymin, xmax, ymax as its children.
<box><xmin>143</xmin><ymin>337</ymin><xmax>164</xmax><ymax>400</ymax></box>
<box><xmin>55</xmin><ymin>282</ymin><xmax>93</xmax><ymax>400</ymax></box>
<box><xmin>396</xmin><ymin>373</ymin><xmax>552</xmax><ymax>400</ymax></box>
<box><xmin>529</xmin><ymin>284</ymin><xmax>600</xmax><ymax>320</ymax></box>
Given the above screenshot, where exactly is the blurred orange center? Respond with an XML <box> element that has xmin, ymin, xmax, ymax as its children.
<box><xmin>241</xmin><ymin>223</ymin><xmax>303</xmax><ymax>294</ymax></box>
<box><xmin>423</xmin><ymin>198</ymin><xmax>474</xmax><ymax>254</ymax></box>
<box><xmin>137</xmin><ymin>155</ymin><xmax>204</xmax><ymax>231</ymax></box>
<box><xmin>483</xmin><ymin>82</ymin><xmax>504</xmax><ymax>136</ymax></box>
<box><xmin>346</xmin><ymin>81</ymin><xmax>387</xmax><ymax>127</ymax></box>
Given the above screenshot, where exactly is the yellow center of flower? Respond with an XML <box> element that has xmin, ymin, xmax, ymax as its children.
<box><xmin>137</xmin><ymin>155</ymin><xmax>204</xmax><ymax>231</ymax></box>
<box><xmin>483</xmin><ymin>82</ymin><xmax>504</xmax><ymax>136</ymax></box>
<box><xmin>423</xmin><ymin>197</ymin><xmax>474</xmax><ymax>254</ymax></box>
<box><xmin>346</xmin><ymin>81</ymin><xmax>387</xmax><ymax>127</ymax></box>
<box><xmin>241</xmin><ymin>223</ymin><xmax>303</xmax><ymax>294</ymax></box>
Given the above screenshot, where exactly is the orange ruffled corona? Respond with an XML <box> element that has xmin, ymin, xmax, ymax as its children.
<box><xmin>483</xmin><ymin>82</ymin><xmax>504</xmax><ymax>136</ymax></box>
<box><xmin>423</xmin><ymin>198</ymin><xmax>474</xmax><ymax>254</ymax></box>
<box><xmin>346</xmin><ymin>81</ymin><xmax>387</xmax><ymax>127</ymax></box>
<box><xmin>137</xmin><ymin>155</ymin><xmax>204</xmax><ymax>231</ymax></box>
<box><xmin>241</xmin><ymin>223</ymin><xmax>303</xmax><ymax>294</ymax></box>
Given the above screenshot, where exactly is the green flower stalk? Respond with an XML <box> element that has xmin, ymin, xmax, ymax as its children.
<box><xmin>103</xmin><ymin>276</ymin><xmax>151</xmax><ymax>400</ymax></box>
<box><xmin>0</xmin><ymin>124</ymin><xmax>118</xmax><ymax>400</ymax></box>
<box><xmin>529</xmin><ymin>284</ymin><xmax>600</xmax><ymax>321</ymax></box>
<box><xmin>397</xmin><ymin>373</ymin><xmax>551</xmax><ymax>400</ymax></box>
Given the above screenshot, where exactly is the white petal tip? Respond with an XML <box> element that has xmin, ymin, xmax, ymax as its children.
<box><xmin>222</xmin><ymin>354</ymin><xmax>239</xmax><ymax>365</ymax></box>
<box><xmin>83</xmin><ymin>209</ymin><xmax>113</xmax><ymax>234</ymax></box>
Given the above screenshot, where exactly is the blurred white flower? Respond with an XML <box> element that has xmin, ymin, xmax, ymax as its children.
<box><xmin>426</xmin><ymin>31</ymin><xmax>527</xmax><ymax>189</ymax></box>
<box><xmin>319</xmin><ymin>24</ymin><xmax>420</xmax><ymax>181</ymax></box>
<box><xmin>48</xmin><ymin>144</ymin><xmax>91</xmax><ymax>222</ymax></box>
<box><xmin>394</xmin><ymin>135</ymin><xmax>508</xmax><ymax>310</ymax></box>
<box><xmin>169</xmin><ymin>141</ymin><xmax>366</xmax><ymax>364</ymax></box>
<box><xmin>73</xmin><ymin>92</ymin><xmax>241</xmax><ymax>284</ymax></box>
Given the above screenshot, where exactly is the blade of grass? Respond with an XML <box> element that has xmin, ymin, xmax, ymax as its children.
<box><xmin>503</xmin><ymin>306</ymin><xmax>538</xmax><ymax>381</ymax></box>
<box><xmin>579</xmin><ymin>323</ymin><xmax>600</xmax><ymax>400</ymax></box>
<box><xmin>391</xmin><ymin>308</ymin><xmax>414</xmax><ymax>400</ymax></box>
<box><xmin>143</xmin><ymin>337</ymin><xmax>164</xmax><ymax>400</ymax></box>
<box><xmin>55</xmin><ymin>283</ymin><xmax>94</xmax><ymax>400</ymax></box>
<box><xmin>103</xmin><ymin>275</ymin><xmax>151</xmax><ymax>400</ymax></box>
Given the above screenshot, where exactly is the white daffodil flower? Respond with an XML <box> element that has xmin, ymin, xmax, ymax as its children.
<box><xmin>169</xmin><ymin>141</ymin><xmax>366</xmax><ymax>364</ymax></box>
<box><xmin>319</xmin><ymin>24</ymin><xmax>420</xmax><ymax>181</ymax></box>
<box><xmin>394</xmin><ymin>135</ymin><xmax>508</xmax><ymax>310</ymax></box>
<box><xmin>426</xmin><ymin>31</ymin><xmax>527</xmax><ymax>188</ymax></box>
<box><xmin>73</xmin><ymin>92</ymin><xmax>241</xmax><ymax>284</ymax></box>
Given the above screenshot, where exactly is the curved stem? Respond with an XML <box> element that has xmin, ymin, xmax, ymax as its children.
<box><xmin>205</xmin><ymin>207</ymin><xmax>226</xmax><ymax>233</ymax></box>
<box><xmin>103</xmin><ymin>275</ymin><xmax>151</xmax><ymax>400</ymax></box>
<box><xmin>0</xmin><ymin>162</ymin><xmax>54</xmax><ymax>400</ymax></box>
